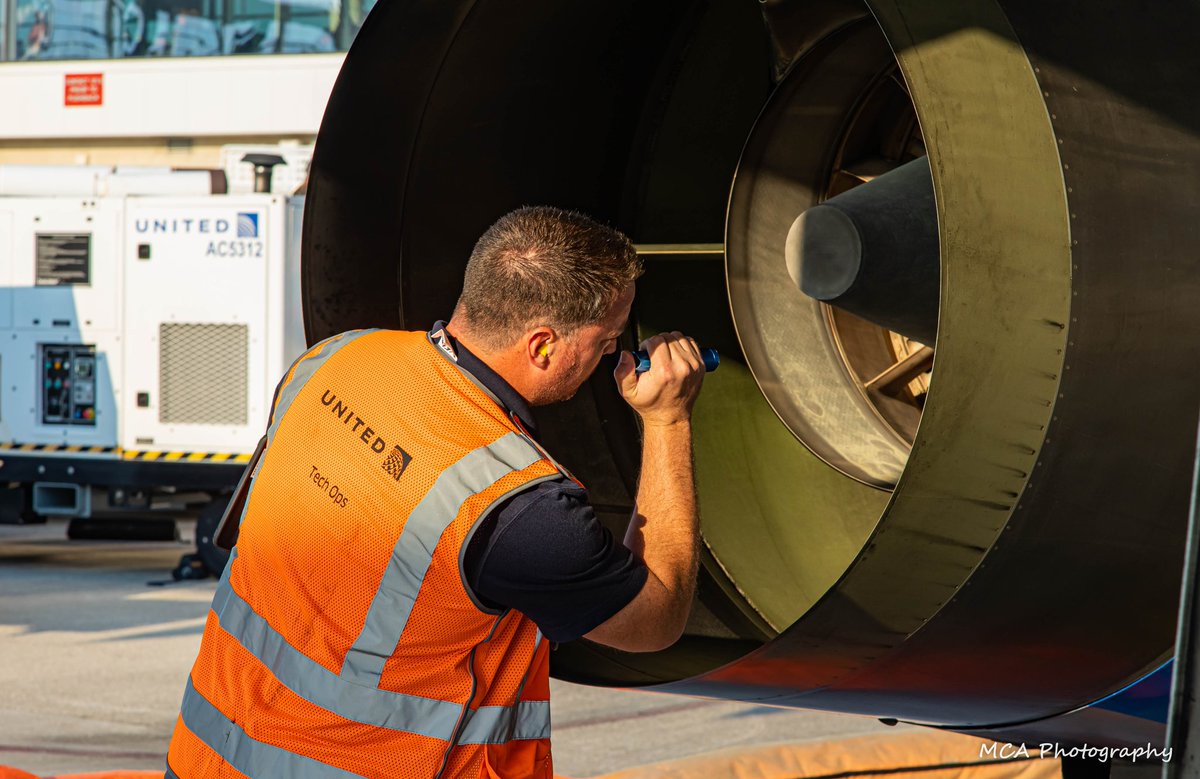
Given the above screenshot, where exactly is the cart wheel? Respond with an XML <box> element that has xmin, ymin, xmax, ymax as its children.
<box><xmin>195</xmin><ymin>496</ymin><xmax>231</xmax><ymax>576</ymax></box>
<box><xmin>172</xmin><ymin>553</ymin><xmax>208</xmax><ymax>581</ymax></box>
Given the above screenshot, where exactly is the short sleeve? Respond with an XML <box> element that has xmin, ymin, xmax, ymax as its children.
<box><xmin>463</xmin><ymin>479</ymin><xmax>647</xmax><ymax>643</ymax></box>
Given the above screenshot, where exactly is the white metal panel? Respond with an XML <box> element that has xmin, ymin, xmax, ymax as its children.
<box><xmin>104</xmin><ymin>171</ymin><xmax>216</xmax><ymax>196</ymax></box>
<box><xmin>121</xmin><ymin>194</ymin><xmax>282</xmax><ymax>454</ymax></box>
<box><xmin>9</xmin><ymin>197</ymin><xmax>123</xmax><ymax>334</ymax></box>
<box><xmin>0</xmin><ymin>166</ymin><xmax>109</xmax><ymax>196</ymax></box>
<box><xmin>0</xmin><ymin>199</ymin><xmax>123</xmax><ymax>448</ymax></box>
<box><xmin>1</xmin><ymin>330</ymin><xmax>122</xmax><ymax>448</ymax></box>
<box><xmin>0</xmin><ymin>208</ymin><xmax>12</xmax><ymax>329</ymax></box>
<box><xmin>0</xmin><ymin>55</ymin><xmax>342</xmax><ymax>140</ymax></box>
<box><xmin>0</xmin><ymin>208</ymin><xmax>10</xmax><ymax>440</ymax></box>
<box><xmin>0</xmin><ymin>166</ymin><xmax>219</xmax><ymax>196</ymax></box>
<box><xmin>0</xmin><ymin>328</ymin><xmax>13</xmax><ymax>443</ymax></box>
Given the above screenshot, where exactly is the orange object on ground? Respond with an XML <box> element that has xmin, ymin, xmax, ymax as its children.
<box><xmin>0</xmin><ymin>771</ymin><xmax>162</xmax><ymax>779</ymax></box>
<box><xmin>48</xmin><ymin>773</ymin><xmax>164</xmax><ymax>779</ymax></box>
<box><xmin>0</xmin><ymin>729</ymin><xmax>1060</xmax><ymax>779</ymax></box>
<box><xmin>591</xmin><ymin>729</ymin><xmax>1060</xmax><ymax>779</ymax></box>
<box><xmin>0</xmin><ymin>768</ymin><xmax>40</xmax><ymax>779</ymax></box>
<box><xmin>168</xmin><ymin>330</ymin><xmax>564</xmax><ymax>778</ymax></box>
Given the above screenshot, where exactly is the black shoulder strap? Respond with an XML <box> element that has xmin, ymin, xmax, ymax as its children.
<box><xmin>213</xmin><ymin>348</ymin><xmax>302</xmax><ymax>552</ymax></box>
<box><xmin>213</xmin><ymin>434</ymin><xmax>265</xmax><ymax>552</ymax></box>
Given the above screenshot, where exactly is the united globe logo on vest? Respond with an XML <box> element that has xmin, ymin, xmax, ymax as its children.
<box><xmin>382</xmin><ymin>446</ymin><xmax>413</xmax><ymax>480</ymax></box>
<box><xmin>320</xmin><ymin>389</ymin><xmax>414</xmax><ymax>479</ymax></box>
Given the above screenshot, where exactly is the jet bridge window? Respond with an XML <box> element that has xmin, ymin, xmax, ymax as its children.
<box><xmin>8</xmin><ymin>0</ymin><xmax>378</xmax><ymax>60</ymax></box>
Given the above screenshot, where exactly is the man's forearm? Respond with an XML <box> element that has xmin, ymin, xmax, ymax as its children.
<box><xmin>624</xmin><ymin>420</ymin><xmax>699</xmax><ymax>631</ymax></box>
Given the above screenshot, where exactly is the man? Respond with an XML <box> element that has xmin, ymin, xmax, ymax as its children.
<box><xmin>166</xmin><ymin>206</ymin><xmax>705</xmax><ymax>778</ymax></box>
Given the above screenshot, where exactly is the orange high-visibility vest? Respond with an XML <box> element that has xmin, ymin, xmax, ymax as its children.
<box><xmin>167</xmin><ymin>329</ymin><xmax>564</xmax><ymax>779</ymax></box>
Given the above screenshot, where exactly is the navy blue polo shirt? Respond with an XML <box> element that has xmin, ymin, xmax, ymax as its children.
<box><xmin>428</xmin><ymin>322</ymin><xmax>647</xmax><ymax>643</ymax></box>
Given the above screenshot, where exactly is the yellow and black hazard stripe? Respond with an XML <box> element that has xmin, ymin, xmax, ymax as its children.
<box><xmin>0</xmin><ymin>442</ymin><xmax>252</xmax><ymax>464</ymax></box>
<box><xmin>122</xmin><ymin>450</ymin><xmax>252</xmax><ymax>463</ymax></box>
<box><xmin>0</xmin><ymin>443</ymin><xmax>118</xmax><ymax>455</ymax></box>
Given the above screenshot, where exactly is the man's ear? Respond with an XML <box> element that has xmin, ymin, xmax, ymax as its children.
<box><xmin>527</xmin><ymin>328</ymin><xmax>555</xmax><ymax>367</ymax></box>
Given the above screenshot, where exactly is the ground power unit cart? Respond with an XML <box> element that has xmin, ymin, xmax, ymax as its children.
<box><xmin>0</xmin><ymin>182</ymin><xmax>305</xmax><ymax>574</ymax></box>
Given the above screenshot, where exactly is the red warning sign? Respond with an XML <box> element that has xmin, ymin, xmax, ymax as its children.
<box><xmin>64</xmin><ymin>73</ymin><xmax>103</xmax><ymax>106</ymax></box>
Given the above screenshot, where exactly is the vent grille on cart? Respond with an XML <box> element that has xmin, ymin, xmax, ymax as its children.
<box><xmin>159</xmin><ymin>323</ymin><xmax>249</xmax><ymax>426</ymax></box>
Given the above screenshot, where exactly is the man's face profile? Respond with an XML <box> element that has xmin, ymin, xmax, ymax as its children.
<box><xmin>532</xmin><ymin>282</ymin><xmax>635</xmax><ymax>405</ymax></box>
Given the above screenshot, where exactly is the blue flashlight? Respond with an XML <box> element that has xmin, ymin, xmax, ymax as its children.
<box><xmin>632</xmin><ymin>348</ymin><xmax>720</xmax><ymax>374</ymax></box>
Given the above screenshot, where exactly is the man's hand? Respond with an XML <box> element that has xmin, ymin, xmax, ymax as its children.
<box><xmin>586</xmin><ymin>331</ymin><xmax>704</xmax><ymax>653</ymax></box>
<box><xmin>614</xmin><ymin>331</ymin><xmax>705</xmax><ymax>426</ymax></box>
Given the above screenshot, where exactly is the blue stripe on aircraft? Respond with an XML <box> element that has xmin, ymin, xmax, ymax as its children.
<box><xmin>1087</xmin><ymin>660</ymin><xmax>1173</xmax><ymax>724</ymax></box>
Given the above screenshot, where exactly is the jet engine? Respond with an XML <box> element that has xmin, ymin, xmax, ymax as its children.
<box><xmin>301</xmin><ymin>0</ymin><xmax>1200</xmax><ymax>746</ymax></box>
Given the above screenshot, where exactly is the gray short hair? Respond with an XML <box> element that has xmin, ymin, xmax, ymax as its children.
<box><xmin>454</xmin><ymin>206</ymin><xmax>642</xmax><ymax>349</ymax></box>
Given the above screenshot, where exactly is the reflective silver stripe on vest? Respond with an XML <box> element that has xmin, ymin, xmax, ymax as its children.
<box><xmin>179</xmin><ymin>677</ymin><xmax>362</xmax><ymax>779</ymax></box>
<box><xmin>515</xmin><ymin>630</ymin><xmax>544</xmax><ymax>702</ymax></box>
<box><xmin>266</xmin><ymin>329</ymin><xmax>374</xmax><ymax>445</ymax></box>
<box><xmin>457</xmin><ymin>700</ymin><xmax>551</xmax><ymax>745</ymax></box>
<box><xmin>455</xmin><ymin>629</ymin><xmax>550</xmax><ymax>745</ymax></box>
<box><xmin>212</xmin><ymin>552</ymin><xmax>463</xmax><ymax>739</ymax></box>
<box><xmin>341</xmin><ymin>432</ymin><xmax>543</xmax><ymax>686</ymax></box>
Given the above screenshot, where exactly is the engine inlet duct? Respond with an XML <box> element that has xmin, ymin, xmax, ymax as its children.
<box><xmin>302</xmin><ymin>0</ymin><xmax>1200</xmax><ymax>748</ymax></box>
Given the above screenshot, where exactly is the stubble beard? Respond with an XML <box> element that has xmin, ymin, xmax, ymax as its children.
<box><xmin>532</xmin><ymin>354</ymin><xmax>587</xmax><ymax>406</ymax></box>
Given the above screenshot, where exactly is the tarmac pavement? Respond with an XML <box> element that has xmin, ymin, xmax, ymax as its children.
<box><xmin>0</xmin><ymin>518</ymin><xmax>901</xmax><ymax>777</ymax></box>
